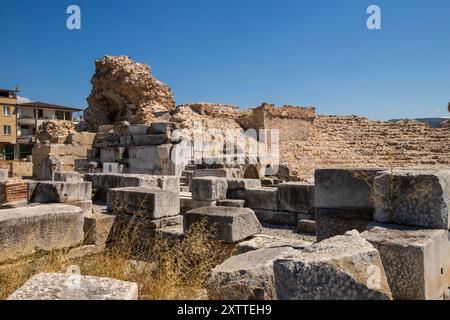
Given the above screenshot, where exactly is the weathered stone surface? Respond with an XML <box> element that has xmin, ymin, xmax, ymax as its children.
<box><xmin>216</xmin><ymin>199</ymin><xmax>245</xmax><ymax>208</ymax></box>
<box><xmin>0</xmin><ymin>204</ymin><xmax>84</xmax><ymax>263</ymax></box>
<box><xmin>85</xmin><ymin>55</ymin><xmax>175</xmax><ymax>128</ymax></box>
<box><xmin>84</xmin><ymin>173</ymin><xmax>179</xmax><ymax>201</ymax></box>
<box><xmin>7</xmin><ymin>273</ymin><xmax>138</xmax><ymax>300</ymax></box>
<box><xmin>132</xmin><ymin>134</ymin><xmax>170</xmax><ymax>146</ymax></box>
<box><xmin>108</xmin><ymin>187</ymin><xmax>180</xmax><ymax>219</ymax></box>
<box><xmin>207</xmin><ymin>247</ymin><xmax>296</xmax><ymax>300</ymax></box>
<box><xmin>253</xmin><ymin>209</ymin><xmax>297</xmax><ymax>226</ymax></box>
<box><xmin>184</xmin><ymin>207</ymin><xmax>262</xmax><ymax>243</ymax></box>
<box><xmin>71</xmin><ymin>200</ymin><xmax>93</xmax><ymax>215</ymax></box>
<box><xmin>297</xmin><ymin>220</ymin><xmax>316</xmax><ymax>234</ymax></box>
<box><xmin>0</xmin><ymin>168</ymin><xmax>9</xmax><ymax>180</ymax></box>
<box><xmin>236</xmin><ymin>235</ymin><xmax>309</xmax><ymax>254</ymax></box>
<box><xmin>245</xmin><ymin>187</ymin><xmax>279</xmax><ymax>211</ymax></box>
<box><xmin>100</xmin><ymin>147</ymin><xmax>125</xmax><ymax>163</ymax></box>
<box><xmin>194</xmin><ymin>168</ymin><xmax>240</xmax><ymax>178</ymax></box>
<box><xmin>315</xmin><ymin>168</ymin><xmax>385</xmax><ymax>211</ymax></box>
<box><xmin>226</xmin><ymin>178</ymin><xmax>261</xmax><ymax>191</ymax></box>
<box><xmin>278</xmin><ymin>182</ymin><xmax>314</xmax><ymax>214</ymax></box>
<box><xmin>315</xmin><ymin>208</ymin><xmax>373</xmax><ymax>241</ymax></box>
<box><xmin>149</xmin><ymin>122</ymin><xmax>177</xmax><ymax>135</ymax></box>
<box><xmin>180</xmin><ymin>195</ymin><xmax>217</xmax><ymax>212</ymax></box>
<box><xmin>191</xmin><ymin>177</ymin><xmax>228</xmax><ymax>201</ymax></box>
<box><xmin>274</xmin><ymin>230</ymin><xmax>393</xmax><ymax>300</ymax></box>
<box><xmin>373</xmin><ymin>169</ymin><xmax>450</xmax><ymax>229</ymax></box>
<box><xmin>35</xmin><ymin>154</ymin><xmax>63</xmax><ymax>181</ymax></box>
<box><xmin>84</xmin><ymin>212</ymin><xmax>116</xmax><ymax>245</ymax></box>
<box><xmin>31</xmin><ymin>181</ymin><xmax>92</xmax><ymax>203</ymax></box>
<box><xmin>362</xmin><ymin>223</ymin><xmax>450</xmax><ymax>300</ymax></box>
<box><xmin>127</xmin><ymin>144</ymin><xmax>181</xmax><ymax>175</ymax></box>
<box><xmin>53</xmin><ymin>171</ymin><xmax>82</xmax><ymax>183</ymax></box>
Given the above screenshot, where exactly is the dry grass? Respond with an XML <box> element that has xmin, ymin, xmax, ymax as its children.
<box><xmin>0</xmin><ymin>218</ymin><xmax>234</xmax><ymax>300</ymax></box>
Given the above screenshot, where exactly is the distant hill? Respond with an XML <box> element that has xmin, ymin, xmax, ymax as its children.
<box><xmin>389</xmin><ymin>117</ymin><xmax>450</xmax><ymax>128</ymax></box>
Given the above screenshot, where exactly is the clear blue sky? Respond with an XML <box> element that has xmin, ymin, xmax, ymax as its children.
<box><xmin>1</xmin><ymin>0</ymin><xmax>449</xmax><ymax>120</ymax></box>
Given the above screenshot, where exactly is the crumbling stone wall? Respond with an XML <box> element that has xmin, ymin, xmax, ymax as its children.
<box><xmin>85</xmin><ymin>56</ymin><xmax>175</xmax><ymax>128</ymax></box>
<box><xmin>281</xmin><ymin>115</ymin><xmax>450</xmax><ymax>181</ymax></box>
<box><xmin>36</xmin><ymin>120</ymin><xmax>75</xmax><ymax>144</ymax></box>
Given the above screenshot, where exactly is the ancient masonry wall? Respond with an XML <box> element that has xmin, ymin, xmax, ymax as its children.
<box><xmin>279</xmin><ymin>115</ymin><xmax>450</xmax><ymax>181</ymax></box>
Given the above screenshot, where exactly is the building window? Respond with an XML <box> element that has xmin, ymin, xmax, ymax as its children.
<box><xmin>3</xmin><ymin>105</ymin><xmax>11</xmax><ymax>116</ymax></box>
<box><xmin>37</xmin><ymin>109</ymin><xmax>44</xmax><ymax>119</ymax></box>
<box><xmin>3</xmin><ymin>125</ymin><xmax>11</xmax><ymax>136</ymax></box>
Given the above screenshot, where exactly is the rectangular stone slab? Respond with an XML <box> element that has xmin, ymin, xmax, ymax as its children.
<box><xmin>84</xmin><ymin>173</ymin><xmax>179</xmax><ymax>201</ymax></box>
<box><xmin>7</xmin><ymin>273</ymin><xmax>138</xmax><ymax>300</ymax></box>
<box><xmin>362</xmin><ymin>223</ymin><xmax>450</xmax><ymax>300</ymax></box>
<box><xmin>0</xmin><ymin>204</ymin><xmax>84</xmax><ymax>263</ymax></box>
<box><xmin>278</xmin><ymin>182</ymin><xmax>314</xmax><ymax>214</ymax></box>
<box><xmin>315</xmin><ymin>208</ymin><xmax>374</xmax><ymax>241</ymax></box>
<box><xmin>191</xmin><ymin>177</ymin><xmax>228</xmax><ymax>201</ymax></box>
<box><xmin>245</xmin><ymin>187</ymin><xmax>279</xmax><ymax>211</ymax></box>
<box><xmin>373</xmin><ymin>169</ymin><xmax>450</xmax><ymax>229</ymax></box>
<box><xmin>315</xmin><ymin>168</ymin><xmax>386</xmax><ymax>211</ymax></box>
<box><xmin>184</xmin><ymin>206</ymin><xmax>262</xmax><ymax>243</ymax></box>
<box><xmin>108</xmin><ymin>187</ymin><xmax>180</xmax><ymax>219</ymax></box>
<box><xmin>274</xmin><ymin>230</ymin><xmax>393</xmax><ymax>300</ymax></box>
<box><xmin>31</xmin><ymin>181</ymin><xmax>92</xmax><ymax>203</ymax></box>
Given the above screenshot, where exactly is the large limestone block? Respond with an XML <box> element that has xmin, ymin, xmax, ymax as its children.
<box><xmin>278</xmin><ymin>182</ymin><xmax>314</xmax><ymax>214</ymax></box>
<box><xmin>83</xmin><ymin>212</ymin><xmax>116</xmax><ymax>245</ymax></box>
<box><xmin>206</xmin><ymin>247</ymin><xmax>296</xmax><ymax>300</ymax></box>
<box><xmin>236</xmin><ymin>235</ymin><xmax>309</xmax><ymax>254</ymax></box>
<box><xmin>132</xmin><ymin>134</ymin><xmax>170</xmax><ymax>146</ymax></box>
<box><xmin>362</xmin><ymin>223</ymin><xmax>450</xmax><ymax>300</ymax></box>
<box><xmin>127</xmin><ymin>145</ymin><xmax>178</xmax><ymax>175</ymax></box>
<box><xmin>184</xmin><ymin>207</ymin><xmax>262</xmax><ymax>243</ymax></box>
<box><xmin>53</xmin><ymin>171</ymin><xmax>82</xmax><ymax>183</ymax></box>
<box><xmin>108</xmin><ymin>187</ymin><xmax>180</xmax><ymax>219</ymax></box>
<box><xmin>315</xmin><ymin>208</ymin><xmax>373</xmax><ymax>241</ymax></box>
<box><xmin>274</xmin><ymin>230</ymin><xmax>393</xmax><ymax>300</ymax></box>
<box><xmin>84</xmin><ymin>173</ymin><xmax>179</xmax><ymax>201</ymax></box>
<box><xmin>253</xmin><ymin>209</ymin><xmax>297</xmax><ymax>226</ymax></box>
<box><xmin>100</xmin><ymin>147</ymin><xmax>125</xmax><ymax>163</ymax></box>
<box><xmin>226</xmin><ymin>178</ymin><xmax>262</xmax><ymax>191</ymax></box>
<box><xmin>0</xmin><ymin>168</ymin><xmax>9</xmax><ymax>180</ymax></box>
<box><xmin>373</xmin><ymin>169</ymin><xmax>450</xmax><ymax>229</ymax></box>
<box><xmin>191</xmin><ymin>177</ymin><xmax>228</xmax><ymax>201</ymax></box>
<box><xmin>31</xmin><ymin>181</ymin><xmax>92</xmax><ymax>203</ymax></box>
<box><xmin>245</xmin><ymin>187</ymin><xmax>279</xmax><ymax>211</ymax></box>
<box><xmin>7</xmin><ymin>273</ymin><xmax>138</xmax><ymax>300</ymax></box>
<box><xmin>0</xmin><ymin>204</ymin><xmax>84</xmax><ymax>263</ymax></box>
<box><xmin>315</xmin><ymin>168</ymin><xmax>386</xmax><ymax>211</ymax></box>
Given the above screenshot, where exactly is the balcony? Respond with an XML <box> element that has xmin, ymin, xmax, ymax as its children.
<box><xmin>17</xmin><ymin>117</ymin><xmax>36</xmax><ymax>126</ymax></box>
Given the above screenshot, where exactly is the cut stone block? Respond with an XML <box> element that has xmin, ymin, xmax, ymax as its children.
<box><xmin>0</xmin><ymin>204</ymin><xmax>84</xmax><ymax>263</ymax></box>
<box><xmin>0</xmin><ymin>168</ymin><xmax>9</xmax><ymax>180</ymax></box>
<box><xmin>315</xmin><ymin>168</ymin><xmax>386</xmax><ymax>211</ymax></box>
<box><xmin>194</xmin><ymin>168</ymin><xmax>239</xmax><ymax>178</ymax></box>
<box><xmin>108</xmin><ymin>187</ymin><xmax>180</xmax><ymax>219</ymax></box>
<box><xmin>206</xmin><ymin>247</ymin><xmax>296</xmax><ymax>300</ymax></box>
<box><xmin>297</xmin><ymin>220</ymin><xmax>316</xmax><ymax>234</ymax></box>
<box><xmin>100</xmin><ymin>147</ymin><xmax>126</xmax><ymax>163</ymax></box>
<box><xmin>191</xmin><ymin>177</ymin><xmax>228</xmax><ymax>201</ymax></box>
<box><xmin>127</xmin><ymin>145</ymin><xmax>178</xmax><ymax>175</ymax></box>
<box><xmin>84</xmin><ymin>212</ymin><xmax>116</xmax><ymax>245</ymax></box>
<box><xmin>132</xmin><ymin>134</ymin><xmax>169</xmax><ymax>146</ymax></box>
<box><xmin>149</xmin><ymin>122</ymin><xmax>176</xmax><ymax>135</ymax></box>
<box><xmin>274</xmin><ymin>230</ymin><xmax>393</xmax><ymax>300</ymax></box>
<box><xmin>315</xmin><ymin>208</ymin><xmax>373</xmax><ymax>241</ymax></box>
<box><xmin>245</xmin><ymin>187</ymin><xmax>278</xmax><ymax>211</ymax></box>
<box><xmin>53</xmin><ymin>171</ymin><xmax>82</xmax><ymax>183</ymax></box>
<box><xmin>216</xmin><ymin>199</ymin><xmax>245</xmax><ymax>208</ymax></box>
<box><xmin>180</xmin><ymin>195</ymin><xmax>217</xmax><ymax>212</ymax></box>
<box><xmin>227</xmin><ymin>178</ymin><xmax>261</xmax><ymax>191</ymax></box>
<box><xmin>253</xmin><ymin>209</ymin><xmax>297</xmax><ymax>226</ymax></box>
<box><xmin>278</xmin><ymin>182</ymin><xmax>314</xmax><ymax>214</ymax></box>
<box><xmin>362</xmin><ymin>223</ymin><xmax>450</xmax><ymax>300</ymax></box>
<box><xmin>71</xmin><ymin>200</ymin><xmax>93</xmax><ymax>215</ymax></box>
<box><xmin>84</xmin><ymin>173</ymin><xmax>180</xmax><ymax>201</ymax></box>
<box><xmin>373</xmin><ymin>169</ymin><xmax>450</xmax><ymax>229</ymax></box>
<box><xmin>7</xmin><ymin>273</ymin><xmax>138</xmax><ymax>300</ymax></box>
<box><xmin>236</xmin><ymin>235</ymin><xmax>310</xmax><ymax>254</ymax></box>
<box><xmin>31</xmin><ymin>181</ymin><xmax>92</xmax><ymax>203</ymax></box>
<box><xmin>184</xmin><ymin>207</ymin><xmax>262</xmax><ymax>243</ymax></box>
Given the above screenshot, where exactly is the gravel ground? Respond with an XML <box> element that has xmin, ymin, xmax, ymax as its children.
<box><xmin>261</xmin><ymin>224</ymin><xmax>316</xmax><ymax>243</ymax></box>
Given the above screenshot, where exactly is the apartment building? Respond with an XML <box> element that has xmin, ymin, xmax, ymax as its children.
<box><xmin>0</xmin><ymin>88</ymin><xmax>82</xmax><ymax>160</ymax></box>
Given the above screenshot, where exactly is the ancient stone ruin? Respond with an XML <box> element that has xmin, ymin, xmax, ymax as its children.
<box><xmin>1</xmin><ymin>56</ymin><xmax>449</xmax><ymax>301</ymax></box>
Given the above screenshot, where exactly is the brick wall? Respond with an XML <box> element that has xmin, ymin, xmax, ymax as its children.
<box><xmin>0</xmin><ymin>180</ymin><xmax>28</xmax><ymax>204</ymax></box>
